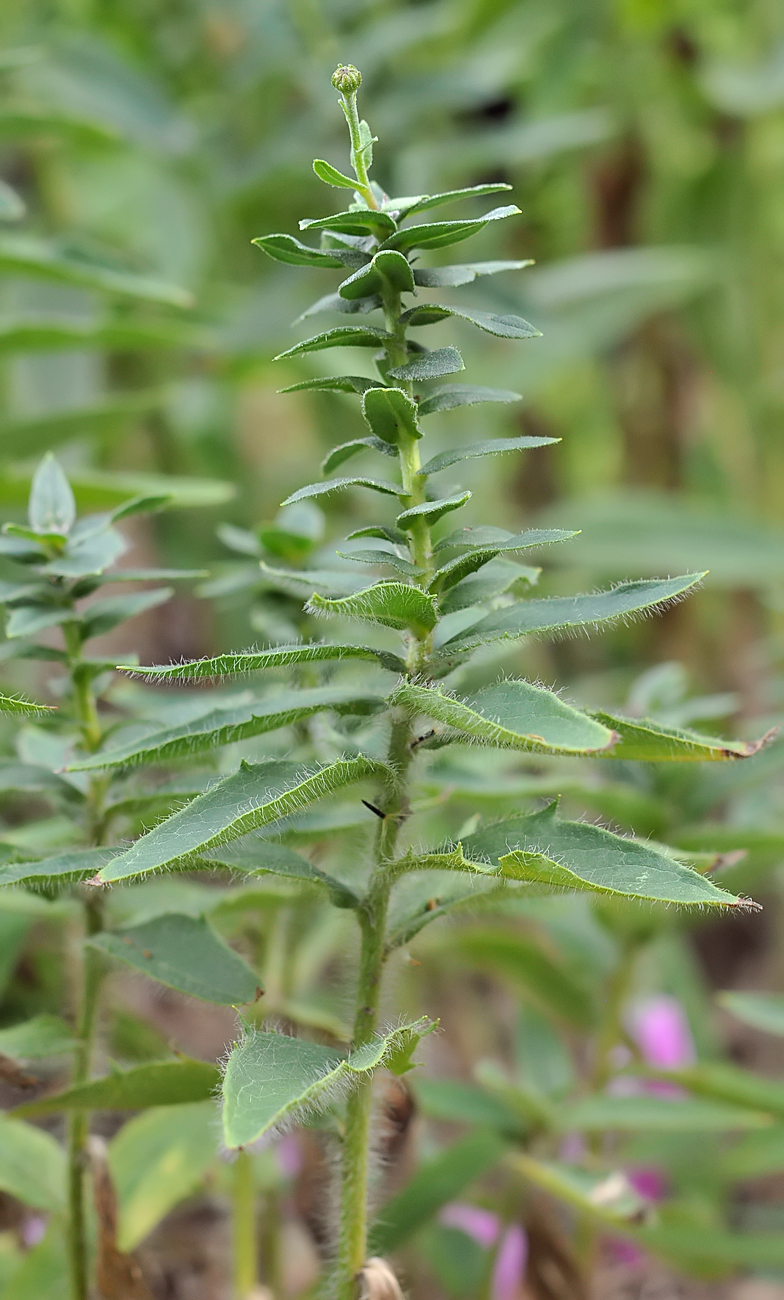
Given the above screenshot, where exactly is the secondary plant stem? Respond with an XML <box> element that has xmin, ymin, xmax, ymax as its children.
<box><xmin>232</xmin><ymin>1150</ymin><xmax>258</xmax><ymax>1299</ymax></box>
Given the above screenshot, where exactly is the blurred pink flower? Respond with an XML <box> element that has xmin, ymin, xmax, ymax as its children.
<box><xmin>491</xmin><ymin>1224</ymin><xmax>527</xmax><ymax>1300</ymax></box>
<box><xmin>21</xmin><ymin>1215</ymin><xmax>47</xmax><ymax>1247</ymax></box>
<box><xmin>631</xmin><ymin>996</ymin><xmax>695</xmax><ymax>1069</ymax></box>
<box><xmin>627</xmin><ymin>1166</ymin><xmax>667</xmax><ymax>1202</ymax></box>
<box><xmin>606</xmin><ymin>1235</ymin><xmax>644</xmax><ymax>1268</ymax></box>
<box><xmin>439</xmin><ymin>1202</ymin><xmax>500</xmax><ymax>1248</ymax></box>
<box><xmin>276</xmin><ymin>1134</ymin><xmax>303</xmax><ymax>1179</ymax></box>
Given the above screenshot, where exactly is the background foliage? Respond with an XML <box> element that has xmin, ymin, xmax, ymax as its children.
<box><xmin>1</xmin><ymin>1</ymin><xmax>784</xmax><ymax>1298</ymax></box>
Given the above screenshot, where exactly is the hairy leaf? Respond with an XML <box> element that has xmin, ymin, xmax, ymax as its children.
<box><xmin>251</xmin><ymin>233</ymin><xmax>363</xmax><ymax>269</ymax></box>
<box><xmin>399</xmin><ymin>184</ymin><xmax>513</xmax><ymax>215</ymax></box>
<box><xmin>388</xmin><ymin>347</ymin><xmax>464</xmax><ymax>381</ymax></box>
<box><xmin>300</xmin><ymin>209</ymin><xmax>396</xmax><ymax>237</ymax></box>
<box><xmin>279</xmin><ymin>375</ymin><xmax>381</xmax><ymax>396</ymax></box>
<box><xmin>402</xmin><ymin>303</ymin><xmax>541</xmax><ymax>339</ymax></box>
<box><xmin>309</xmin><ymin>582</ymin><xmax>437</xmax><ymax>636</ymax></box>
<box><xmin>397</xmin><ymin>491</ymin><xmax>471</xmax><ymax>530</ymax></box>
<box><xmin>321</xmin><ymin>436</ymin><xmax>396</xmax><ymax>475</ymax></box>
<box><xmin>390</xmin><ymin>681</ymin><xmax>616</xmax><ymax>755</ymax></box>
<box><xmin>274</xmin><ymin>326</ymin><xmax>391</xmax><ymax>360</ymax></box>
<box><xmin>338</xmin><ymin>548</ymin><xmax>420</xmax><ymax>578</ymax></box>
<box><xmin>413</xmin><ymin>259</ymin><xmax>532</xmax><ymax>287</ymax></box>
<box><xmin>0</xmin><ymin>846</ymin><xmax>122</xmax><ymax>889</ymax></box>
<box><xmin>203</xmin><ymin>836</ymin><xmax>359</xmax><ymax>908</ymax></box>
<box><xmin>362</xmin><ymin>386</ymin><xmax>422</xmax><ymax>443</ymax></box>
<box><xmin>590</xmin><ymin>713</ymin><xmax>774</xmax><ymax>762</ymax></box>
<box><xmin>89</xmin><ymin>913</ymin><xmax>261</xmax><ymax>1005</ymax></box>
<box><xmin>440</xmin><ymin>557</ymin><xmax>539</xmax><ymax>613</ymax></box>
<box><xmin>312</xmin><ymin>159</ymin><xmax>358</xmax><ymax>189</ymax></box>
<box><xmin>99</xmin><ymin>756</ymin><xmax>384</xmax><ymax>882</ymax></box>
<box><xmin>117</xmin><ymin>642</ymin><xmax>405</xmax><ymax>680</ymax></box>
<box><xmin>381</xmin><ymin>204</ymin><xmax>520</xmax><ymax>252</ymax></box>
<box><xmin>339</xmin><ymin>250</ymin><xmax>415</xmax><ymax>300</ymax></box>
<box><xmin>431</xmin><ymin>528</ymin><xmax>576</xmax><ymax>592</ymax></box>
<box><xmin>0</xmin><ymin>690</ymin><xmax>55</xmax><ymax>718</ymax></box>
<box><xmin>421</xmin><ymin>435</ymin><xmax>558</xmax><ymax>477</ymax></box>
<box><xmin>222</xmin><ymin>1020</ymin><xmax>429</xmax><ymax>1148</ymax></box>
<box><xmin>281</xmin><ymin>475</ymin><xmax>402</xmax><ymax>506</ymax></box>
<box><xmin>418</xmin><ymin>385</ymin><xmax>521</xmax><ymax>415</ymax></box>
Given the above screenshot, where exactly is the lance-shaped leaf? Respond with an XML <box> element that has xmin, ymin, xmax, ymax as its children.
<box><xmin>338</xmin><ymin>548</ymin><xmax>420</xmax><ymax>579</ymax></box>
<box><xmin>451</xmin><ymin>929</ymin><xmax>594</xmax><ymax>1026</ymax></box>
<box><xmin>431</xmin><ymin>528</ymin><xmax>576</xmax><ymax>592</ymax></box>
<box><xmin>388</xmin><ymin>347</ymin><xmax>464</xmax><ymax>381</ymax></box>
<box><xmin>117</xmin><ymin>642</ymin><xmax>406</xmax><ymax>681</ymax></box>
<box><xmin>67</xmin><ymin>686</ymin><xmax>384</xmax><ymax>771</ymax></box>
<box><xmin>557</xmin><ymin>1094</ymin><xmax>771</xmax><ymax>1132</ymax></box>
<box><xmin>88</xmin><ymin>913</ymin><xmax>261</xmax><ymax>1005</ymax></box>
<box><xmin>438</xmin><ymin>574</ymin><xmax>706</xmax><ymax>657</ymax></box>
<box><xmin>390</xmin><ymin>681</ymin><xmax>617</xmax><ymax>756</ymax></box>
<box><xmin>274</xmin><ymin>325</ymin><xmax>391</xmax><ymax>360</ymax></box>
<box><xmin>99</xmin><ymin>756</ymin><xmax>385</xmax><ymax>882</ymax></box>
<box><xmin>221</xmin><ymin>1019</ymin><xmax>430</xmax><ymax>1148</ymax></box>
<box><xmin>461</xmin><ymin>803</ymin><xmax>748</xmax><ymax>909</ymax></box>
<box><xmin>281</xmin><ymin>475</ymin><xmax>402</xmax><ymax>506</ymax></box>
<box><xmin>418</xmin><ymin>385</ymin><xmax>521</xmax><ymax>415</ymax></box>
<box><xmin>252</xmin><ymin>233</ymin><xmax>365</xmax><ymax>269</ymax></box>
<box><xmin>81</xmin><ymin>587</ymin><xmax>173</xmax><ymax>639</ymax></box>
<box><xmin>635</xmin><ymin>1061</ymin><xmax>784</xmax><ymax>1120</ymax></box>
<box><xmin>0</xmin><ymin>846</ymin><xmax>122</xmax><ymax>890</ymax></box>
<box><xmin>300</xmin><ymin>209</ymin><xmax>397</xmax><ymax>238</ymax></box>
<box><xmin>362</xmin><ymin>386</ymin><xmax>422</xmax><ymax>443</ymax></box>
<box><xmin>279</xmin><ymin>375</ymin><xmax>381</xmax><ymax>396</ymax></box>
<box><xmin>0</xmin><ymin>1118</ymin><xmax>66</xmax><ymax>1210</ymax></box>
<box><xmin>413</xmin><ymin>259</ymin><xmax>532</xmax><ymax>287</ymax></box>
<box><xmin>0</xmin><ymin>234</ymin><xmax>194</xmax><ymax>307</ymax></box>
<box><xmin>340</xmin><ymin>250</ymin><xmax>415</xmax><ymax>300</ymax></box>
<box><xmin>397</xmin><ymin>183</ymin><xmax>513</xmax><ymax>216</ymax></box>
<box><xmin>397</xmin><ymin>492</ymin><xmax>471</xmax><ymax>530</ymax></box>
<box><xmin>0</xmin><ymin>1014</ymin><xmax>77</xmax><ymax>1060</ymax></box>
<box><xmin>204</xmin><ymin>837</ymin><xmax>359</xmax><ymax>908</ymax></box>
<box><xmin>421</xmin><ymin>435</ymin><xmax>558</xmax><ymax>478</ymax></box>
<box><xmin>0</xmin><ymin>690</ymin><xmax>54</xmax><ymax>718</ymax></box>
<box><xmin>259</xmin><ymin>562</ymin><xmax>370</xmax><ymax>598</ymax></box>
<box><xmin>309</xmin><ymin>583</ymin><xmax>437</xmax><ymax>637</ymax></box>
<box><xmin>589</xmin><ymin>712</ymin><xmax>775</xmax><ymax>762</ymax></box>
<box><xmin>14</xmin><ymin>1058</ymin><xmax>220</xmax><ymax>1116</ymax></box>
<box><xmin>312</xmin><ymin>158</ymin><xmax>357</xmax><ymax>189</ymax></box>
<box><xmin>322</xmin><ymin>436</ymin><xmax>396</xmax><ymax>475</ymax></box>
<box><xmin>718</xmin><ymin>992</ymin><xmax>784</xmax><ymax>1037</ymax></box>
<box><xmin>440</xmin><ymin>558</ymin><xmax>539</xmax><ymax>613</ymax></box>
<box><xmin>402</xmin><ymin>303</ymin><xmax>541</xmax><ymax>339</ymax></box>
<box><xmin>381</xmin><ymin>204</ymin><xmax>521</xmax><ymax>252</ymax></box>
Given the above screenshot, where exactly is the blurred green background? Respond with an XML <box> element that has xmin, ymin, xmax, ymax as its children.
<box><xmin>2</xmin><ymin>0</ymin><xmax>784</xmax><ymax>709</ymax></box>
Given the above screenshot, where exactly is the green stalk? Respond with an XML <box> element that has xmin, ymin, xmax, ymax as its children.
<box><xmin>333</xmin><ymin>68</ymin><xmax>378</xmax><ymax>210</ymax></box>
<box><xmin>232</xmin><ymin>1150</ymin><xmax>258</xmax><ymax>1299</ymax></box>
<box><xmin>333</xmin><ymin>272</ymin><xmax>434</xmax><ymax>1298</ymax></box>
<box><xmin>63</xmin><ymin>619</ymin><xmax>108</xmax><ymax>1300</ymax></box>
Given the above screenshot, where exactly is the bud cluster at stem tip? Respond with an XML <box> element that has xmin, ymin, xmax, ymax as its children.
<box><xmin>332</xmin><ymin>64</ymin><xmax>362</xmax><ymax>95</ymax></box>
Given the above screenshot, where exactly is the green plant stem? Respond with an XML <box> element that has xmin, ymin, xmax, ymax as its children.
<box><xmin>63</xmin><ymin>618</ymin><xmax>108</xmax><ymax>1300</ymax></box>
<box><xmin>232</xmin><ymin>1150</ymin><xmax>258</xmax><ymax>1299</ymax></box>
<box><xmin>334</xmin><ymin>281</ymin><xmax>433</xmax><ymax>1296</ymax></box>
<box><xmin>339</xmin><ymin>89</ymin><xmax>378</xmax><ymax>209</ymax></box>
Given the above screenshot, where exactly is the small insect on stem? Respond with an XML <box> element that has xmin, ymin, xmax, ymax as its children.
<box><xmin>410</xmin><ymin>729</ymin><xmax>437</xmax><ymax>751</ymax></box>
<box><xmin>361</xmin><ymin>800</ymin><xmax>386</xmax><ymax>820</ymax></box>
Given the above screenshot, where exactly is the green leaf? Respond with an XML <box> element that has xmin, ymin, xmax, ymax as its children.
<box><xmin>221</xmin><ymin>1019</ymin><xmax>429</xmax><ymax>1148</ymax></box>
<box><xmin>300</xmin><ymin>209</ymin><xmax>397</xmax><ymax>238</ymax></box>
<box><xmin>421</xmin><ymin>435</ymin><xmax>558</xmax><ymax>477</ymax></box>
<box><xmin>462</xmin><ymin>803</ymin><xmax>748</xmax><ymax>908</ymax></box>
<box><xmin>388</xmin><ymin>347</ymin><xmax>464</xmax><ymax>381</ymax></box>
<box><xmin>590</xmin><ymin>712</ymin><xmax>773</xmax><ymax>762</ymax></box>
<box><xmin>339</xmin><ymin>250</ymin><xmax>415</xmax><ymax>300</ymax></box>
<box><xmin>274</xmin><ymin>325</ymin><xmax>391</xmax><ymax>360</ymax></box>
<box><xmin>81</xmin><ymin>587</ymin><xmax>173</xmax><ymax>639</ymax></box>
<box><xmin>414</xmin><ymin>1077</ymin><xmax>524</xmax><ymax>1133</ymax></box>
<box><xmin>203</xmin><ymin>837</ymin><xmax>359</xmax><ymax>908</ymax></box>
<box><xmin>0</xmin><ymin>317</ymin><xmax>210</xmax><ymax>355</ymax></box>
<box><xmin>418</xmin><ymin>385</ymin><xmax>521</xmax><ymax>416</ymax></box>
<box><xmin>646</xmin><ymin>1061</ymin><xmax>784</xmax><ymax>1119</ymax></box>
<box><xmin>438</xmin><ymin>574</ymin><xmax>706</xmax><ymax>657</ymax></box>
<box><xmin>386</xmin><ymin>868</ymin><xmax>504</xmax><ymax>949</ymax></box>
<box><xmin>312</xmin><ymin>158</ymin><xmax>357</xmax><ymax>189</ymax></box>
<box><xmin>382</xmin><ymin>204</ymin><xmax>521</xmax><ymax>252</ymax></box>
<box><xmin>88</xmin><ymin>913</ymin><xmax>260</xmax><ymax>1005</ymax></box>
<box><xmin>390</xmin><ymin>681</ymin><xmax>616</xmax><ymax>755</ymax></box>
<box><xmin>413</xmin><ymin>259</ymin><xmax>532</xmax><ymax>287</ymax></box>
<box><xmin>28</xmin><ymin>454</ymin><xmax>76</xmax><ymax>535</ymax></box>
<box><xmin>399</xmin><ymin>184</ymin><xmax>514</xmax><ymax>216</ymax></box>
<box><xmin>68</xmin><ymin>686</ymin><xmax>382</xmax><ymax>771</ymax></box>
<box><xmin>0</xmin><ymin>690</ymin><xmax>55</xmax><ymax>718</ymax></box>
<box><xmin>431</xmin><ymin>527</ymin><xmax>576</xmax><ymax>592</ymax></box>
<box><xmin>321</xmin><ymin>437</ymin><xmax>395</xmax><ymax>475</ymax></box>
<box><xmin>721</xmin><ymin>1126</ymin><xmax>784</xmax><ymax>1179</ymax></box>
<box><xmin>0</xmin><ymin>1117</ymin><xmax>66</xmax><ymax>1209</ymax></box>
<box><xmin>309</xmin><ymin>582</ymin><xmax>437</xmax><ymax>637</ymax></box>
<box><xmin>279</xmin><ymin>375</ymin><xmax>381</xmax><ymax>396</ymax></box>
<box><xmin>0</xmin><ymin>847</ymin><xmax>121</xmax><ymax>890</ymax></box>
<box><xmin>397</xmin><ymin>491</ymin><xmax>471</xmax><ymax>530</ymax></box>
<box><xmin>13</xmin><ymin>1058</ymin><xmax>220</xmax><ymax>1116</ymax></box>
<box><xmin>0</xmin><ymin>1014</ymin><xmax>76</xmax><ymax>1059</ymax></box>
<box><xmin>452</xmin><ymin>929</ymin><xmax>593</xmax><ymax>1026</ymax></box>
<box><xmin>402</xmin><ymin>303</ymin><xmax>541</xmax><ymax>339</ymax></box>
<box><xmin>0</xmin><ymin>1221</ymin><xmax>66</xmax><ymax>1300</ymax></box>
<box><xmin>718</xmin><ymin>991</ymin><xmax>784</xmax><ymax>1036</ymax></box>
<box><xmin>4</xmin><ymin>603</ymin><xmax>72</xmax><ymax>642</ymax></box>
<box><xmin>440</xmin><ymin>558</ymin><xmax>539</xmax><ymax>613</ymax></box>
<box><xmin>558</xmin><ymin>1094</ymin><xmax>771</xmax><ymax>1132</ymax></box>
<box><xmin>362</xmin><ymin>386</ymin><xmax>422</xmax><ymax>444</ymax></box>
<box><xmin>98</xmin><ymin>756</ymin><xmax>384</xmax><ymax>882</ymax></box>
<box><xmin>368</xmin><ymin>1130</ymin><xmax>507</xmax><ymax>1255</ymax></box>
<box><xmin>117</xmin><ymin>642</ymin><xmax>405</xmax><ymax>681</ymax></box>
<box><xmin>109</xmin><ymin>1102</ymin><xmax>216</xmax><ymax>1251</ymax></box>
<box><xmin>280</xmin><ymin>476</ymin><xmax>402</xmax><ymax>506</ymax></box>
<box><xmin>251</xmin><ymin>233</ymin><xmax>363</xmax><ymax>269</ymax></box>
<box><xmin>0</xmin><ymin>391</ymin><xmax>168</xmax><ymax>457</ymax></box>
<box><xmin>0</xmin><ymin>234</ymin><xmax>194</xmax><ymax>307</ymax></box>
<box><xmin>338</xmin><ymin>548</ymin><xmax>420</xmax><ymax>579</ymax></box>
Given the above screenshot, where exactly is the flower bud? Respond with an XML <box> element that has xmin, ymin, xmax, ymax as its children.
<box><xmin>332</xmin><ymin>64</ymin><xmax>362</xmax><ymax>96</ymax></box>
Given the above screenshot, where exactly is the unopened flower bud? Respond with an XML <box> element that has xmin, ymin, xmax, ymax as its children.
<box><xmin>332</xmin><ymin>64</ymin><xmax>362</xmax><ymax>96</ymax></box>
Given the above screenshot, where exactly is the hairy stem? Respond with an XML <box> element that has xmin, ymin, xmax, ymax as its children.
<box><xmin>338</xmin><ymin>88</ymin><xmax>378</xmax><ymax>210</ymax></box>
<box><xmin>334</xmin><ymin>276</ymin><xmax>432</xmax><ymax>1295</ymax></box>
<box><xmin>232</xmin><ymin>1150</ymin><xmax>258</xmax><ymax>1299</ymax></box>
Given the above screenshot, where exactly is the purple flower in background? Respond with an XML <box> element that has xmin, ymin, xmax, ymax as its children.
<box><xmin>606</xmin><ymin>1235</ymin><xmax>644</xmax><ymax>1268</ymax></box>
<box><xmin>491</xmin><ymin>1224</ymin><xmax>527</xmax><ymax>1300</ymax></box>
<box><xmin>439</xmin><ymin>1203</ymin><xmax>500</xmax><ymax>1248</ymax></box>
<box><xmin>631</xmin><ymin>996</ymin><xmax>695</xmax><ymax>1069</ymax></box>
<box><xmin>627</xmin><ymin>1166</ymin><xmax>667</xmax><ymax>1202</ymax></box>
<box><xmin>276</xmin><ymin>1133</ymin><xmax>303</xmax><ymax>1179</ymax></box>
<box><xmin>21</xmin><ymin>1215</ymin><xmax>47</xmax><ymax>1247</ymax></box>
